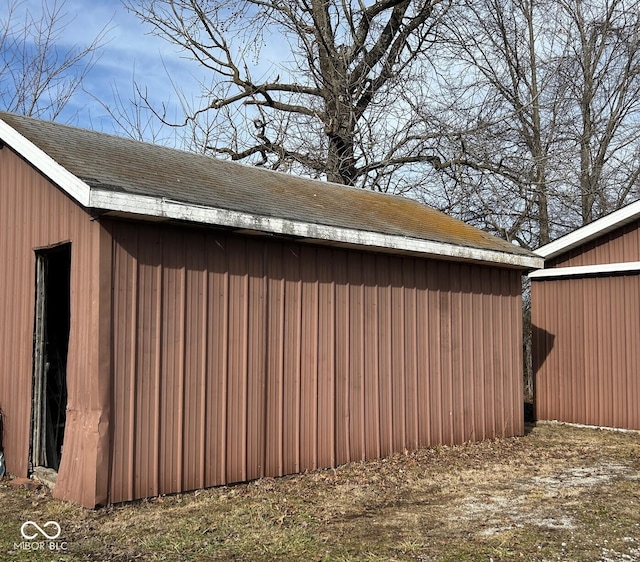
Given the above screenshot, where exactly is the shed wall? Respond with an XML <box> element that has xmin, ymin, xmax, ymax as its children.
<box><xmin>548</xmin><ymin>219</ymin><xmax>640</xmax><ymax>268</ymax></box>
<box><xmin>0</xmin><ymin>146</ymin><xmax>111</xmax><ymax>507</ymax></box>
<box><xmin>109</xmin><ymin>220</ymin><xmax>524</xmax><ymax>504</ymax></box>
<box><xmin>532</xmin><ymin>274</ymin><xmax>640</xmax><ymax>429</ymax></box>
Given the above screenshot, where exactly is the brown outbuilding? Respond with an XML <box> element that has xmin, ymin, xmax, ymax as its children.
<box><xmin>0</xmin><ymin>112</ymin><xmax>541</xmax><ymax>507</ymax></box>
<box><xmin>531</xmin><ymin>203</ymin><xmax>640</xmax><ymax>430</ymax></box>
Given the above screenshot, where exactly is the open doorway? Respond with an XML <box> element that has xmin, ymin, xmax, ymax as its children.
<box><xmin>31</xmin><ymin>243</ymin><xmax>71</xmax><ymax>472</ymax></box>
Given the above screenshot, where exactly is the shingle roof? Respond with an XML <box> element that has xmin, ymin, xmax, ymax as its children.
<box><xmin>0</xmin><ymin>112</ymin><xmax>540</xmax><ymax>268</ymax></box>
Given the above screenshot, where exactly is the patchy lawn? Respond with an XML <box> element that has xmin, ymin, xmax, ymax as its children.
<box><xmin>2</xmin><ymin>422</ymin><xmax>639</xmax><ymax>561</ymax></box>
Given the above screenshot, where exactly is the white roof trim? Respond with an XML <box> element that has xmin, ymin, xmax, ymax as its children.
<box><xmin>0</xmin><ymin>117</ymin><xmax>541</xmax><ymax>269</ymax></box>
<box><xmin>536</xmin><ymin>200</ymin><xmax>640</xmax><ymax>259</ymax></box>
<box><xmin>90</xmin><ymin>190</ymin><xmax>543</xmax><ymax>269</ymax></box>
<box><xmin>529</xmin><ymin>261</ymin><xmax>640</xmax><ymax>279</ymax></box>
<box><xmin>0</xmin><ymin>118</ymin><xmax>91</xmax><ymax>206</ymax></box>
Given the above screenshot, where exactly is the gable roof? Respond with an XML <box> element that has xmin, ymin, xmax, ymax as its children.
<box><xmin>530</xmin><ymin>199</ymin><xmax>640</xmax><ymax>279</ymax></box>
<box><xmin>535</xmin><ymin>199</ymin><xmax>640</xmax><ymax>260</ymax></box>
<box><xmin>0</xmin><ymin>112</ymin><xmax>541</xmax><ymax>269</ymax></box>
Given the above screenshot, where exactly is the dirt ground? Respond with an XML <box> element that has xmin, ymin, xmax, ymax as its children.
<box><xmin>1</xmin><ymin>422</ymin><xmax>639</xmax><ymax>561</ymax></box>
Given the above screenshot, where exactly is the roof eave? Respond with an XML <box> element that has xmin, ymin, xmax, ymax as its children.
<box><xmin>536</xmin><ymin>200</ymin><xmax>640</xmax><ymax>259</ymax></box>
<box><xmin>91</xmin><ymin>189</ymin><xmax>542</xmax><ymax>269</ymax></box>
<box><xmin>0</xmin><ymin>117</ymin><xmax>91</xmax><ymax>206</ymax></box>
<box><xmin>0</xmin><ymin>116</ymin><xmax>541</xmax><ymax>270</ymax></box>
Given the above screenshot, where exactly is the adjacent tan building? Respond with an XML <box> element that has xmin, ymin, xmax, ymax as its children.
<box><xmin>532</xmin><ymin>203</ymin><xmax>640</xmax><ymax>430</ymax></box>
<box><xmin>0</xmin><ymin>112</ymin><xmax>541</xmax><ymax>507</ymax></box>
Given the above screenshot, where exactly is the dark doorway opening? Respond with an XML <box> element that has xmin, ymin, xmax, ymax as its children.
<box><xmin>31</xmin><ymin>243</ymin><xmax>71</xmax><ymax>472</ymax></box>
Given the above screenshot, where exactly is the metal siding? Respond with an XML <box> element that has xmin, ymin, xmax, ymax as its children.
<box><xmin>376</xmin><ymin>254</ymin><xmax>393</xmax><ymax>458</ymax></box>
<box><xmin>183</xmin><ymin>236</ymin><xmax>208</xmax><ymax>491</ymax></box>
<box><xmin>317</xmin><ymin>247</ymin><xmax>336</xmax><ymax>469</ymax></box>
<box><xmin>334</xmin><ymin>251</ymin><xmax>351</xmax><ymax>466</ymax></box>
<box><xmin>282</xmin><ymin>245</ymin><xmax>302</xmax><ymax>475</ymax></box>
<box><xmin>109</xmin><ymin>221</ymin><xmax>524</xmax><ymax>503</ymax></box>
<box><xmin>135</xmin><ymin>227</ymin><xmax>162</xmax><ymax>499</ymax></box>
<box><xmin>391</xmin><ymin>258</ymin><xmax>407</xmax><ymax>452</ymax></box>
<box><xmin>402</xmin><ymin>259</ymin><xmax>419</xmax><ymax>451</ymax></box>
<box><xmin>300</xmin><ymin>245</ymin><xmax>319</xmax><ymax>471</ymax></box>
<box><xmin>226</xmin><ymin>236</ymin><xmax>249</xmax><ymax>484</ymax></box>
<box><xmin>246</xmin><ymin>241</ymin><xmax>267</xmax><ymax>481</ymax></box>
<box><xmin>549</xmin><ymin>219</ymin><xmax>640</xmax><ymax>267</ymax></box>
<box><xmin>347</xmin><ymin>252</ymin><xmax>366</xmax><ymax>462</ymax></box>
<box><xmin>363</xmin><ymin>253</ymin><xmax>381</xmax><ymax>460</ymax></box>
<box><xmin>265</xmin><ymin>243</ymin><xmax>285</xmax><ymax>476</ymax></box>
<box><xmin>205</xmin><ymin>236</ymin><xmax>229</xmax><ymax>486</ymax></box>
<box><xmin>532</xmin><ymin>274</ymin><xmax>640</xmax><ymax>430</ymax></box>
<box><xmin>426</xmin><ymin>262</ymin><xmax>444</xmax><ymax>445</ymax></box>
<box><xmin>0</xmin><ymin>146</ymin><xmax>110</xmax><ymax>508</ymax></box>
<box><xmin>414</xmin><ymin>259</ymin><xmax>431</xmax><ymax>446</ymax></box>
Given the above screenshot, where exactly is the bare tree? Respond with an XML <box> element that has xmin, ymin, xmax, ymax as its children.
<box><xmin>431</xmin><ymin>0</ymin><xmax>640</xmax><ymax>248</ymax></box>
<box><xmin>124</xmin><ymin>0</ymin><xmax>452</xmax><ymax>191</ymax></box>
<box><xmin>0</xmin><ymin>0</ymin><xmax>108</xmax><ymax>120</ymax></box>
<box><xmin>559</xmin><ymin>0</ymin><xmax>640</xmax><ymax>224</ymax></box>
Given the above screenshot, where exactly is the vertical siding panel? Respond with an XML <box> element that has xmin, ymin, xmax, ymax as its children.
<box><xmin>265</xmin><ymin>242</ymin><xmax>285</xmax><ymax>476</ymax></box>
<box><xmin>317</xmin><ymin>248</ymin><xmax>336</xmax><ymax>469</ymax></box>
<box><xmin>581</xmin><ymin>278</ymin><xmax>596</xmax><ymax>425</ymax></box>
<box><xmin>559</xmin><ymin>279</ymin><xmax>571</xmax><ymax>423</ymax></box>
<box><xmin>246</xmin><ymin>241</ymin><xmax>267</xmax><ymax>480</ymax></box>
<box><xmin>482</xmin><ymin>269</ymin><xmax>496</xmax><ymax>437</ymax></box>
<box><xmin>471</xmin><ymin>267</ymin><xmax>486</xmax><ymax>440</ymax></box>
<box><xmin>402</xmin><ymin>259</ymin><xmax>417</xmax><ymax>450</ymax></box>
<box><xmin>449</xmin><ymin>263</ymin><xmax>464</xmax><ymax>444</ymax></box>
<box><xmin>390</xmin><ymin>257</ymin><xmax>407</xmax><ymax>452</ymax></box>
<box><xmin>334</xmin><ymin>251</ymin><xmax>351</xmax><ymax>465</ymax></box>
<box><xmin>415</xmin><ymin>260</ymin><xmax>431</xmax><ymax>447</ymax></box>
<box><xmin>206</xmin><ymin>235</ymin><xmax>229</xmax><ymax>486</ymax></box>
<box><xmin>199</xmin><ymin>262</ymin><xmax>208</xmax><ymax>488</ymax></box>
<box><xmin>348</xmin><ymin>252</ymin><xmax>365</xmax><ymax>461</ymax></box>
<box><xmin>363</xmin><ymin>253</ymin><xmax>381</xmax><ymax>459</ymax></box>
<box><xmin>439</xmin><ymin>263</ymin><xmax>454</xmax><ymax>444</ymax></box>
<box><xmin>492</xmin><ymin>269</ymin><xmax>507</xmax><ymax>436</ymax></box>
<box><xmin>300</xmin><ymin>246</ymin><xmax>319</xmax><ymax>471</ymax></box>
<box><xmin>133</xmin><ymin>226</ymin><xmax>162</xmax><ymax>500</ymax></box>
<box><xmin>460</xmin><ymin>265</ymin><xmax>475</xmax><ymax>442</ymax></box>
<box><xmin>596</xmin><ymin>277</ymin><xmax>611</xmax><ymax>426</ymax></box>
<box><xmin>282</xmin><ymin>244</ymin><xmax>301</xmax><ymax>474</ymax></box>
<box><xmin>126</xmin><ymin>233</ymin><xmax>138</xmax><ymax>502</ymax></box>
<box><xmin>182</xmin><ymin>233</ymin><xmax>207</xmax><ymax>491</ymax></box>
<box><xmin>626</xmin><ymin>277</ymin><xmax>639</xmax><ymax>428</ymax></box>
<box><xmin>502</xmin><ymin>270</ymin><xmax>516</xmax><ymax>436</ymax></box>
<box><xmin>549</xmin><ymin>280</ymin><xmax>561</xmax><ymax>421</ymax></box>
<box><xmin>426</xmin><ymin>261</ymin><xmax>443</xmax><ymax>445</ymax></box>
<box><xmin>449</xmin><ymin>263</ymin><xmax>467</xmax><ymax>443</ymax></box>
<box><xmin>376</xmin><ymin>255</ymin><xmax>393</xmax><ymax>457</ymax></box>
<box><xmin>158</xmin><ymin>232</ymin><xmax>186</xmax><ymax>495</ymax></box>
<box><xmin>226</xmin><ymin>237</ymin><xmax>249</xmax><ymax>482</ymax></box>
<box><xmin>110</xmin><ymin>227</ymin><xmax>137</xmax><ymax>503</ymax></box>
<box><xmin>571</xmin><ymin>278</ymin><xmax>585</xmax><ymax>424</ymax></box>
<box><xmin>531</xmin><ymin>280</ymin><xmax>547</xmax><ymax>422</ymax></box>
<box><xmin>610</xmin><ymin>276</ymin><xmax>625</xmax><ymax>429</ymax></box>
<box><xmin>507</xmin><ymin>271</ymin><xmax>523</xmax><ymax>436</ymax></box>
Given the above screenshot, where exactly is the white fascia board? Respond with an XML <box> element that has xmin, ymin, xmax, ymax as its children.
<box><xmin>0</xmin><ymin>118</ymin><xmax>91</xmax><ymax>206</ymax></box>
<box><xmin>536</xmin><ymin>200</ymin><xmax>640</xmax><ymax>259</ymax></box>
<box><xmin>90</xmin><ymin>189</ymin><xmax>543</xmax><ymax>269</ymax></box>
<box><xmin>529</xmin><ymin>261</ymin><xmax>640</xmax><ymax>279</ymax></box>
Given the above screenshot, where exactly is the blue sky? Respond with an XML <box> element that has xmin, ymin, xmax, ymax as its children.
<box><xmin>1</xmin><ymin>0</ymin><xmax>210</xmax><ymax>139</ymax></box>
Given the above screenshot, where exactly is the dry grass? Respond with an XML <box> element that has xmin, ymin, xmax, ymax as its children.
<box><xmin>2</xmin><ymin>422</ymin><xmax>639</xmax><ymax>561</ymax></box>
